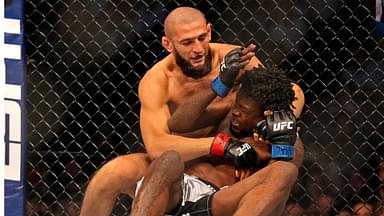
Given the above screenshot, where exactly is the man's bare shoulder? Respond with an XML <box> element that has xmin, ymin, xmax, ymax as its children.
<box><xmin>138</xmin><ymin>55</ymin><xmax>174</xmax><ymax>103</ymax></box>
<box><xmin>210</xmin><ymin>42</ymin><xmax>242</xmax><ymax>59</ymax></box>
<box><xmin>140</xmin><ymin>54</ymin><xmax>172</xmax><ymax>87</ymax></box>
<box><xmin>210</xmin><ymin>42</ymin><xmax>240</xmax><ymax>50</ymax></box>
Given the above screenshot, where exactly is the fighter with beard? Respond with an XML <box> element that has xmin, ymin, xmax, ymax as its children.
<box><xmin>80</xmin><ymin>7</ymin><xmax>305</xmax><ymax>216</ymax></box>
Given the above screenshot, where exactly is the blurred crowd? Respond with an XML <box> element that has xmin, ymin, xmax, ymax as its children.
<box><xmin>284</xmin><ymin>159</ymin><xmax>384</xmax><ymax>216</ymax></box>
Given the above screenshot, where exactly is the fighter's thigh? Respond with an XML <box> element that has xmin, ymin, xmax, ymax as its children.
<box><xmin>166</xmin><ymin>172</ymin><xmax>184</xmax><ymax>212</ymax></box>
<box><xmin>97</xmin><ymin>153</ymin><xmax>151</xmax><ymax>197</ymax></box>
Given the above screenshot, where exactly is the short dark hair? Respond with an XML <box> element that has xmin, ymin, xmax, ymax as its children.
<box><xmin>239</xmin><ymin>66</ymin><xmax>296</xmax><ymax>111</ymax></box>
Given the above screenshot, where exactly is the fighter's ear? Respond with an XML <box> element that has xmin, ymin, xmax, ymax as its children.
<box><xmin>264</xmin><ymin>110</ymin><xmax>273</xmax><ymax>116</ymax></box>
<box><xmin>207</xmin><ymin>23</ymin><xmax>212</xmax><ymax>41</ymax></box>
<box><xmin>162</xmin><ymin>36</ymin><xmax>173</xmax><ymax>52</ymax></box>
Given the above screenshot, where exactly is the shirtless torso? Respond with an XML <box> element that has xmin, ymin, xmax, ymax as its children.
<box><xmin>138</xmin><ymin>42</ymin><xmax>260</xmax><ymax>161</ymax></box>
<box><xmin>139</xmin><ymin>42</ymin><xmax>256</xmax><ymax>187</ymax></box>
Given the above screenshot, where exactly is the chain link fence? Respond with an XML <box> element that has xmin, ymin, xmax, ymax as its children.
<box><xmin>26</xmin><ymin>0</ymin><xmax>383</xmax><ymax>215</ymax></box>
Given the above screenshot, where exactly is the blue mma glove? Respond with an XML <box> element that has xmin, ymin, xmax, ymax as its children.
<box><xmin>256</xmin><ymin>111</ymin><xmax>297</xmax><ymax>160</ymax></box>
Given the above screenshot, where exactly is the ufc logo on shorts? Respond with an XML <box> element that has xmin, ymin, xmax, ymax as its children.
<box><xmin>273</xmin><ymin>121</ymin><xmax>294</xmax><ymax>131</ymax></box>
<box><xmin>236</xmin><ymin>143</ymin><xmax>252</xmax><ymax>156</ymax></box>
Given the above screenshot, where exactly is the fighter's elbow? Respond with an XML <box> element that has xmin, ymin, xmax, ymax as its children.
<box><xmin>167</xmin><ymin>118</ymin><xmax>177</xmax><ymax>132</ymax></box>
<box><xmin>167</xmin><ymin>119</ymin><xmax>189</xmax><ymax>133</ymax></box>
<box><xmin>142</xmin><ymin>135</ymin><xmax>163</xmax><ymax>160</ymax></box>
<box><xmin>145</xmin><ymin>145</ymin><xmax>163</xmax><ymax>161</ymax></box>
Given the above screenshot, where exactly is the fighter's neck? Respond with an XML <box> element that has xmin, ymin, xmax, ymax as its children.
<box><xmin>229</xmin><ymin>128</ymin><xmax>253</xmax><ymax>141</ymax></box>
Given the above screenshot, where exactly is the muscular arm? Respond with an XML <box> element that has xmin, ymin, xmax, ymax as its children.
<box><xmin>139</xmin><ymin>70</ymin><xmax>213</xmax><ymax>161</ymax></box>
<box><xmin>167</xmin><ymin>87</ymin><xmax>227</xmax><ymax>133</ymax></box>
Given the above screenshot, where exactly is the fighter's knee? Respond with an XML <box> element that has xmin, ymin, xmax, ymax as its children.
<box><xmin>159</xmin><ymin>150</ymin><xmax>182</xmax><ymax>162</ymax></box>
<box><xmin>90</xmin><ymin>154</ymin><xmax>150</xmax><ymax>193</ymax></box>
<box><xmin>90</xmin><ymin>157</ymin><xmax>125</xmax><ymax>188</ymax></box>
<box><xmin>156</xmin><ymin>150</ymin><xmax>184</xmax><ymax>172</ymax></box>
<box><xmin>111</xmin><ymin>154</ymin><xmax>150</xmax><ymax>179</ymax></box>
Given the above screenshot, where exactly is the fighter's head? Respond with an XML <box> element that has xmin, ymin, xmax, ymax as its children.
<box><xmin>162</xmin><ymin>7</ymin><xmax>212</xmax><ymax>79</ymax></box>
<box><xmin>230</xmin><ymin>66</ymin><xmax>296</xmax><ymax>136</ymax></box>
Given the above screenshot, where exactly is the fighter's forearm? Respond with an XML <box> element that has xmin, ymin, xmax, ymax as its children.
<box><xmin>167</xmin><ymin>88</ymin><xmax>219</xmax><ymax>133</ymax></box>
<box><xmin>144</xmin><ymin>134</ymin><xmax>214</xmax><ymax>162</ymax></box>
<box><xmin>292</xmin><ymin>137</ymin><xmax>304</xmax><ymax>168</ymax></box>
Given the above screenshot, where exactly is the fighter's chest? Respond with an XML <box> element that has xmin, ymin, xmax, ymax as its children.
<box><xmin>167</xmin><ymin>83</ymin><xmax>234</xmax><ymax>115</ymax></box>
<box><xmin>173</xmin><ymin>79</ymin><xmax>212</xmax><ymax>97</ymax></box>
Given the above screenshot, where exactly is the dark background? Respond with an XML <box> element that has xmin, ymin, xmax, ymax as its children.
<box><xmin>26</xmin><ymin>0</ymin><xmax>383</xmax><ymax>215</ymax></box>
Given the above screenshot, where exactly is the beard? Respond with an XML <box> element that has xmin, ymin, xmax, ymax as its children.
<box><xmin>175</xmin><ymin>49</ymin><xmax>212</xmax><ymax>79</ymax></box>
